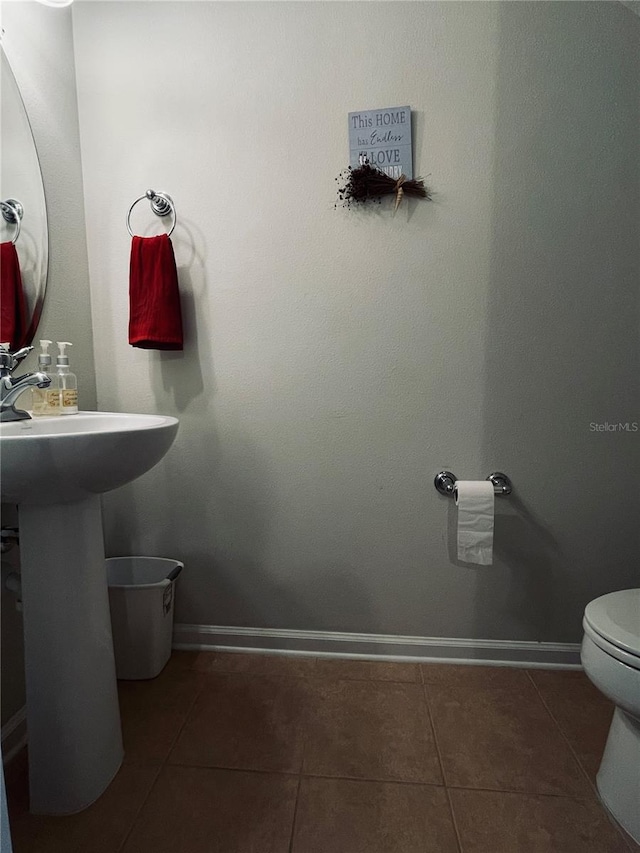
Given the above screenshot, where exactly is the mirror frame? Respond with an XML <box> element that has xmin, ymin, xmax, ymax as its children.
<box><xmin>1</xmin><ymin>42</ymin><xmax>49</xmax><ymax>349</ymax></box>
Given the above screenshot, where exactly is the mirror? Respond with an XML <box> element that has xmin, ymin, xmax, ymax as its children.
<box><xmin>0</xmin><ymin>45</ymin><xmax>48</xmax><ymax>349</ymax></box>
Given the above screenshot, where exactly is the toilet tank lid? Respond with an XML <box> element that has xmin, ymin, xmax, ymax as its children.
<box><xmin>584</xmin><ymin>589</ymin><xmax>640</xmax><ymax>658</ymax></box>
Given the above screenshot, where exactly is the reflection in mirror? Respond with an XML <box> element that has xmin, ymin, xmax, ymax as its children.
<box><xmin>1</xmin><ymin>45</ymin><xmax>48</xmax><ymax>349</ymax></box>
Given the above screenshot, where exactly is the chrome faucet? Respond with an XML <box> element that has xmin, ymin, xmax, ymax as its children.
<box><xmin>0</xmin><ymin>345</ymin><xmax>51</xmax><ymax>422</ymax></box>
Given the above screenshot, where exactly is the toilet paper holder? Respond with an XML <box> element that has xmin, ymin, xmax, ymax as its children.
<box><xmin>434</xmin><ymin>471</ymin><xmax>512</xmax><ymax>497</ymax></box>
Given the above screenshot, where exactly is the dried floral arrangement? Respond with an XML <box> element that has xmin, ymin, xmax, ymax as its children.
<box><xmin>335</xmin><ymin>158</ymin><xmax>431</xmax><ymax>211</ymax></box>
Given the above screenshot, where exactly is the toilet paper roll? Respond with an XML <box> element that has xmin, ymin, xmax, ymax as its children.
<box><xmin>454</xmin><ymin>480</ymin><xmax>494</xmax><ymax>565</ymax></box>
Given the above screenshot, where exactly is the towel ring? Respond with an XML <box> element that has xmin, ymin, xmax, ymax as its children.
<box><xmin>1</xmin><ymin>199</ymin><xmax>23</xmax><ymax>245</ymax></box>
<box><xmin>126</xmin><ymin>189</ymin><xmax>176</xmax><ymax>238</ymax></box>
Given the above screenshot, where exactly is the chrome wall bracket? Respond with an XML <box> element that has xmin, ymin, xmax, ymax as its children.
<box><xmin>486</xmin><ymin>472</ymin><xmax>512</xmax><ymax>495</ymax></box>
<box><xmin>146</xmin><ymin>189</ymin><xmax>173</xmax><ymax>218</ymax></box>
<box><xmin>434</xmin><ymin>471</ymin><xmax>457</xmax><ymax>496</ymax></box>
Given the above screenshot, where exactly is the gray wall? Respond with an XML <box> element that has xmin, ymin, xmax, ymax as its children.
<box><xmin>1</xmin><ymin>1</ymin><xmax>96</xmax><ymax>726</ymax></box>
<box><xmin>481</xmin><ymin>2</ymin><xmax>640</xmax><ymax>641</ymax></box>
<box><xmin>71</xmin><ymin>1</ymin><xmax>639</xmax><ymax>644</ymax></box>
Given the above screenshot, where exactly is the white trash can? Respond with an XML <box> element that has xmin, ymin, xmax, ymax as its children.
<box><xmin>106</xmin><ymin>557</ymin><xmax>183</xmax><ymax>680</ymax></box>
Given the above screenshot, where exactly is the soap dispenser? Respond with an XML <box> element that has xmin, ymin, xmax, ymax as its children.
<box><xmin>32</xmin><ymin>340</ymin><xmax>60</xmax><ymax>416</ymax></box>
<box><xmin>56</xmin><ymin>341</ymin><xmax>78</xmax><ymax>415</ymax></box>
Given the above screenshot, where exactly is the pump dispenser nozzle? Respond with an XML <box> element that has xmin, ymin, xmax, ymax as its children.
<box><xmin>38</xmin><ymin>340</ymin><xmax>53</xmax><ymax>367</ymax></box>
<box><xmin>56</xmin><ymin>341</ymin><xmax>73</xmax><ymax>366</ymax></box>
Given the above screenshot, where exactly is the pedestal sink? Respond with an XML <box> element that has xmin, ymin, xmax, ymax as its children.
<box><xmin>0</xmin><ymin>412</ymin><xmax>179</xmax><ymax>814</ymax></box>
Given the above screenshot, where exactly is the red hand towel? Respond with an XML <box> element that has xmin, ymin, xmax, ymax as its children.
<box><xmin>0</xmin><ymin>241</ymin><xmax>28</xmax><ymax>350</ymax></box>
<box><xmin>129</xmin><ymin>234</ymin><xmax>183</xmax><ymax>350</ymax></box>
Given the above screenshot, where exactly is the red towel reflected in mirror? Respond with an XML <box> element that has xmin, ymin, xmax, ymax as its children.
<box><xmin>129</xmin><ymin>234</ymin><xmax>183</xmax><ymax>350</ymax></box>
<box><xmin>0</xmin><ymin>241</ymin><xmax>28</xmax><ymax>350</ymax></box>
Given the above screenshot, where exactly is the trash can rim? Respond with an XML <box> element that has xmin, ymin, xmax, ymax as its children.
<box><xmin>106</xmin><ymin>556</ymin><xmax>183</xmax><ymax>565</ymax></box>
<box><xmin>107</xmin><ymin>580</ymin><xmax>173</xmax><ymax>590</ymax></box>
<box><xmin>106</xmin><ymin>557</ymin><xmax>184</xmax><ymax>588</ymax></box>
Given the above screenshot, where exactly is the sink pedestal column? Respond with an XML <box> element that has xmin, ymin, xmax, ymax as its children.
<box><xmin>19</xmin><ymin>495</ymin><xmax>123</xmax><ymax>814</ymax></box>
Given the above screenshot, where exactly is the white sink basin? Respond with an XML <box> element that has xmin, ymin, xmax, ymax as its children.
<box><xmin>0</xmin><ymin>411</ymin><xmax>179</xmax><ymax>815</ymax></box>
<box><xmin>0</xmin><ymin>411</ymin><xmax>178</xmax><ymax>504</ymax></box>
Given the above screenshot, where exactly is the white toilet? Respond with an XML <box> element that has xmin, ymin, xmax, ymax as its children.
<box><xmin>581</xmin><ymin>588</ymin><xmax>640</xmax><ymax>844</ymax></box>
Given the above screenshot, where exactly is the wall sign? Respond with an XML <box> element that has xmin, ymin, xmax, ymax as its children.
<box><xmin>348</xmin><ymin>106</ymin><xmax>413</xmax><ymax>179</ymax></box>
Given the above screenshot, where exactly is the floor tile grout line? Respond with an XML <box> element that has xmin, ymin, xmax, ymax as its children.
<box><xmin>298</xmin><ymin>676</ymin><xmax>313</xmax><ymax>778</ymax></box>
<box><xmin>188</xmin><ymin>668</ymin><xmax>420</xmax><ymax>687</ymax></box>
<box><xmin>165</xmin><ymin>762</ymin><xmax>301</xmax><ymax>777</ymax></box>
<box><xmin>524</xmin><ymin>670</ymin><xmax>600</xmax><ymax>795</ymax></box>
<box><xmin>149</xmin><ymin>764</ymin><xmax>586</xmax><ymax>793</ymax></box>
<box><xmin>422</xmin><ymin>671</ymin><xmax>611</xmax><ymax>797</ymax></box>
<box><xmin>117</xmin><ymin>661</ymin><xmax>304</xmax><ymax>853</ymax></box>
<box><xmin>158</xmin><ymin>765</ymin><xmax>461</xmax><ymax>789</ymax></box>
<box><xmin>445</xmin><ymin>785</ymin><xmax>640</xmax><ymax>853</ymax></box>
<box><xmin>164</xmin><ymin>665</ymin><xmax>310</xmax><ymax>778</ymax></box>
<box><xmin>421</xmin><ymin>681</ymin><xmax>449</xmax><ymax>788</ymax></box>
<box><xmin>442</xmin><ymin>788</ymin><xmax>464</xmax><ymax>853</ymax></box>
<box><xmin>203</xmin><ymin>653</ymin><xmax>312</xmax><ymax>853</ymax></box>
<box><xmin>444</xmin><ymin>782</ymin><xmax>608</xmax><ymax>801</ymax></box>
<box><xmin>525</xmin><ymin>671</ymin><xmax>636</xmax><ymax>851</ymax></box>
<box><xmin>287</xmin><ymin>775</ymin><xmax>303</xmax><ymax>853</ymax></box>
<box><xmin>114</xmin><ymin>762</ymin><xmax>163</xmax><ymax>853</ymax></box>
<box><xmin>299</xmin><ymin>773</ymin><xmax>448</xmax><ymax>788</ymax></box>
<box><xmin>599</xmin><ymin>802</ymin><xmax>640</xmax><ymax>853</ymax></box>
<box><xmin>143</xmin><ymin>761</ymin><xmax>625</xmax><ymax>802</ymax></box>
<box><xmin>527</xmin><ymin>670</ymin><xmax>626</xmax><ymax>808</ymax></box>
<box><xmin>160</xmin><ymin>675</ymin><xmax>206</xmax><ymax>764</ymax></box>
<box><xmin>121</xmin><ymin>762</ymin><xmax>633</xmax><ymax>803</ymax></box>
<box><xmin>421</xmin><ymin>680</ymin><xmax>463</xmax><ymax>853</ymax></box>
<box><xmin>293</xmin><ymin>679</ymin><xmax>309</xmax><ymax>852</ymax></box>
<box><xmin>115</xmin><ymin>674</ymin><xmax>206</xmax><ymax>853</ymax></box>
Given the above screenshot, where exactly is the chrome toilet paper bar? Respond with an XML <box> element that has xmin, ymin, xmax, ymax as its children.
<box><xmin>434</xmin><ymin>471</ymin><xmax>512</xmax><ymax>497</ymax></box>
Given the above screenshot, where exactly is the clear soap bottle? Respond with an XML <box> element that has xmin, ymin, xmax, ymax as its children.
<box><xmin>56</xmin><ymin>341</ymin><xmax>78</xmax><ymax>415</ymax></box>
<box><xmin>31</xmin><ymin>340</ymin><xmax>61</xmax><ymax>416</ymax></box>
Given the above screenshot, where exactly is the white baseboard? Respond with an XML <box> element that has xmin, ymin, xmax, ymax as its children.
<box><xmin>1</xmin><ymin>707</ymin><xmax>26</xmax><ymax>765</ymax></box>
<box><xmin>173</xmin><ymin>624</ymin><xmax>582</xmax><ymax>669</ymax></box>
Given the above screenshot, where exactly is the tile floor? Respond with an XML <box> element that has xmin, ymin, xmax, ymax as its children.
<box><xmin>5</xmin><ymin>652</ymin><xmax>639</xmax><ymax>852</ymax></box>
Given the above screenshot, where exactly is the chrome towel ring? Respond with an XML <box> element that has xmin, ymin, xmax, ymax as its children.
<box><xmin>1</xmin><ymin>199</ymin><xmax>23</xmax><ymax>245</ymax></box>
<box><xmin>126</xmin><ymin>189</ymin><xmax>176</xmax><ymax>238</ymax></box>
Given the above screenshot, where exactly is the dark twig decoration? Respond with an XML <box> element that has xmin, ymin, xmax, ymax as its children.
<box><xmin>335</xmin><ymin>159</ymin><xmax>431</xmax><ymax>211</ymax></box>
